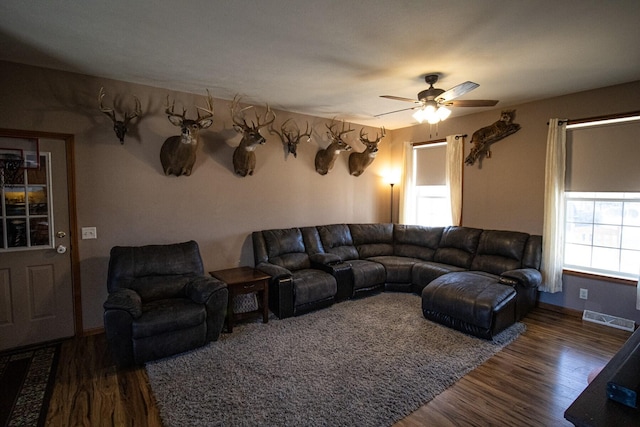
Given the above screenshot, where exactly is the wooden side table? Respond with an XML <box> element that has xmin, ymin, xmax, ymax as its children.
<box><xmin>210</xmin><ymin>266</ymin><xmax>270</xmax><ymax>333</ymax></box>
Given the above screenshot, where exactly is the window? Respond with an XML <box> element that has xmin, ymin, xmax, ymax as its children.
<box><xmin>415</xmin><ymin>185</ymin><xmax>450</xmax><ymax>226</ymax></box>
<box><xmin>563</xmin><ymin>115</ymin><xmax>640</xmax><ymax>279</ymax></box>
<box><xmin>411</xmin><ymin>142</ymin><xmax>452</xmax><ymax>227</ymax></box>
<box><xmin>565</xmin><ymin>192</ymin><xmax>640</xmax><ymax>279</ymax></box>
<box><xmin>1</xmin><ymin>153</ymin><xmax>53</xmax><ymax>251</ymax></box>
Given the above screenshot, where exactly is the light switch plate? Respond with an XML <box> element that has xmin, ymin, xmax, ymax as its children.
<box><xmin>81</xmin><ymin>227</ymin><xmax>97</xmax><ymax>239</ymax></box>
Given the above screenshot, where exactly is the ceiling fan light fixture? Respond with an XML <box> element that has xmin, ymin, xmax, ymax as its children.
<box><xmin>412</xmin><ymin>108</ymin><xmax>426</xmax><ymax>123</ymax></box>
<box><xmin>427</xmin><ymin>112</ymin><xmax>441</xmax><ymax>124</ymax></box>
<box><xmin>437</xmin><ymin>106</ymin><xmax>451</xmax><ymax>121</ymax></box>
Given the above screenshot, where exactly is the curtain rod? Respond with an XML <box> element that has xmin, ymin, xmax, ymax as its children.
<box><xmin>548</xmin><ymin>110</ymin><xmax>640</xmax><ymax>126</ymax></box>
<box><xmin>412</xmin><ymin>134</ymin><xmax>467</xmax><ymax>147</ymax></box>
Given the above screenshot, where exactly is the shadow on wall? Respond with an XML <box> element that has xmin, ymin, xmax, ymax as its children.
<box><xmin>201</xmin><ymin>129</ymin><xmax>238</xmax><ymax>175</ymax></box>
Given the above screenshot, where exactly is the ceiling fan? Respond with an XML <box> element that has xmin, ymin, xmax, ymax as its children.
<box><xmin>377</xmin><ymin>74</ymin><xmax>499</xmax><ymax>123</ymax></box>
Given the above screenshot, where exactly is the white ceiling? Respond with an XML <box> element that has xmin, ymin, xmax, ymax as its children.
<box><xmin>1</xmin><ymin>0</ymin><xmax>639</xmax><ymax>129</ymax></box>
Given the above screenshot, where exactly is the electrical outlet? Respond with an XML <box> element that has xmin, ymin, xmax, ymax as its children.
<box><xmin>81</xmin><ymin>227</ymin><xmax>97</xmax><ymax>240</ymax></box>
<box><xmin>579</xmin><ymin>288</ymin><xmax>588</xmax><ymax>300</ymax></box>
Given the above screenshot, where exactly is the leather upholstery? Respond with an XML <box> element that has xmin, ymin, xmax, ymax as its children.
<box><xmin>103</xmin><ymin>240</ymin><xmax>228</xmax><ymax>367</ymax></box>
<box><xmin>434</xmin><ymin>226</ymin><xmax>483</xmax><ymax>268</ymax></box>
<box><xmin>422</xmin><ymin>272</ymin><xmax>516</xmax><ymax>339</ymax></box>
<box><xmin>317</xmin><ymin>224</ymin><xmax>360</xmax><ymax>261</ymax></box>
<box><xmin>349</xmin><ymin>223</ymin><xmax>394</xmax><ymax>258</ymax></box>
<box><xmin>252</xmin><ymin>223</ymin><xmax>543</xmax><ymax>337</ymax></box>
<box><xmin>393</xmin><ymin>224</ymin><xmax>443</xmax><ymax>261</ymax></box>
<box><xmin>254</xmin><ymin>228</ymin><xmax>338</xmax><ymax>318</ymax></box>
<box><xmin>470</xmin><ymin>230</ymin><xmax>529</xmax><ymax>275</ymax></box>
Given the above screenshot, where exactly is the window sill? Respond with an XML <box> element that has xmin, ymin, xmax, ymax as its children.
<box><xmin>563</xmin><ymin>269</ymin><xmax>637</xmax><ymax>286</ymax></box>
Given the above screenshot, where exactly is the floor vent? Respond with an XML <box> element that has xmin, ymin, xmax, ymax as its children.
<box><xmin>582</xmin><ymin>310</ymin><xmax>635</xmax><ymax>332</ymax></box>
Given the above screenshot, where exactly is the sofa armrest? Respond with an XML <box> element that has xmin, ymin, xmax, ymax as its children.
<box><xmin>103</xmin><ymin>288</ymin><xmax>142</xmax><ymax>318</ymax></box>
<box><xmin>185</xmin><ymin>276</ymin><xmax>227</xmax><ymax>304</ymax></box>
<box><xmin>309</xmin><ymin>253</ymin><xmax>342</xmax><ymax>266</ymax></box>
<box><xmin>500</xmin><ymin>268</ymin><xmax>542</xmax><ymax>289</ymax></box>
<box><xmin>255</xmin><ymin>262</ymin><xmax>292</xmax><ymax>281</ymax></box>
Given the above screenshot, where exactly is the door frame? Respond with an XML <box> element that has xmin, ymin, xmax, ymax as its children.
<box><xmin>0</xmin><ymin>128</ymin><xmax>82</xmax><ymax>337</ymax></box>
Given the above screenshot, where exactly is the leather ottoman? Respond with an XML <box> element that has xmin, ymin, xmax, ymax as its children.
<box><xmin>421</xmin><ymin>271</ymin><xmax>517</xmax><ymax>339</ymax></box>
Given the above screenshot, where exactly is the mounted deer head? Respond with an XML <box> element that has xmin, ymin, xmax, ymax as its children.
<box><xmin>314</xmin><ymin>120</ymin><xmax>354</xmax><ymax>175</ymax></box>
<box><xmin>98</xmin><ymin>87</ymin><xmax>141</xmax><ymax>143</ymax></box>
<box><xmin>349</xmin><ymin>127</ymin><xmax>386</xmax><ymax>177</ymax></box>
<box><xmin>269</xmin><ymin>119</ymin><xmax>312</xmax><ymax>158</ymax></box>
<box><xmin>230</xmin><ymin>95</ymin><xmax>276</xmax><ymax>177</ymax></box>
<box><xmin>159</xmin><ymin>89</ymin><xmax>214</xmax><ymax>176</ymax></box>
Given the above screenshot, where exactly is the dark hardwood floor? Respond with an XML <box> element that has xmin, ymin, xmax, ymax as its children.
<box><xmin>46</xmin><ymin>307</ymin><xmax>632</xmax><ymax>426</ymax></box>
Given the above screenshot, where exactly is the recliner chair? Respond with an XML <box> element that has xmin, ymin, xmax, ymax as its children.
<box><xmin>103</xmin><ymin>240</ymin><xmax>228</xmax><ymax>367</ymax></box>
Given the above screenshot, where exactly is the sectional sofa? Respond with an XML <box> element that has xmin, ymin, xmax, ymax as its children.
<box><xmin>252</xmin><ymin>224</ymin><xmax>542</xmax><ymax>339</ymax></box>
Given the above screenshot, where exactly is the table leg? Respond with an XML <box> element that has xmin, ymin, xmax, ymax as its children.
<box><xmin>262</xmin><ymin>283</ymin><xmax>269</xmax><ymax>324</ymax></box>
<box><xmin>227</xmin><ymin>290</ymin><xmax>235</xmax><ymax>333</ymax></box>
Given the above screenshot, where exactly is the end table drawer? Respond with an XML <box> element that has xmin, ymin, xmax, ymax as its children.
<box><xmin>238</xmin><ymin>282</ymin><xmax>263</xmax><ymax>293</ymax></box>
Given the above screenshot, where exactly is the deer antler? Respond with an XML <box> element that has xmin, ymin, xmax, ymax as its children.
<box><xmin>359</xmin><ymin>126</ymin><xmax>386</xmax><ymax>144</ymax></box>
<box><xmin>98</xmin><ymin>87</ymin><xmax>141</xmax><ymax>143</ymax></box>
<box><xmin>123</xmin><ymin>96</ymin><xmax>141</xmax><ymax>125</ymax></box>
<box><xmin>195</xmin><ymin>89</ymin><xmax>214</xmax><ymax>123</ymax></box>
<box><xmin>231</xmin><ymin>95</ymin><xmax>276</xmax><ymax>130</ymax></box>
<box><xmin>165</xmin><ymin>95</ymin><xmax>188</xmax><ymax>122</ymax></box>
<box><xmin>326</xmin><ymin>119</ymin><xmax>355</xmax><ymax>141</ymax></box>
<box><xmin>98</xmin><ymin>87</ymin><xmax>117</xmax><ymax>123</ymax></box>
<box><xmin>271</xmin><ymin>119</ymin><xmax>311</xmax><ymax>142</ymax></box>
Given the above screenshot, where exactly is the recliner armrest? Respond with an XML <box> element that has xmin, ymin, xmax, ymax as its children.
<box><xmin>103</xmin><ymin>288</ymin><xmax>142</xmax><ymax>318</ymax></box>
<box><xmin>185</xmin><ymin>276</ymin><xmax>227</xmax><ymax>304</ymax></box>
<box><xmin>500</xmin><ymin>268</ymin><xmax>542</xmax><ymax>289</ymax></box>
<box><xmin>309</xmin><ymin>253</ymin><xmax>342</xmax><ymax>266</ymax></box>
<box><xmin>255</xmin><ymin>262</ymin><xmax>292</xmax><ymax>281</ymax></box>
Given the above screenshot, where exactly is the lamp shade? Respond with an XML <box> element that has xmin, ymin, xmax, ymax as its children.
<box><xmin>412</xmin><ymin>103</ymin><xmax>451</xmax><ymax>124</ymax></box>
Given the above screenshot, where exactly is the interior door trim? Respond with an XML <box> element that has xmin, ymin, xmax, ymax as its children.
<box><xmin>0</xmin><ymin>128</ymin><xmax>82</xmax><ymax>337</ymax></box>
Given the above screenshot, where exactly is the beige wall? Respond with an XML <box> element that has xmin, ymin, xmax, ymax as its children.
<box><xmin>2</xmin><ymin>60</ymin><xmax>640</xmax><ymax>330</ymax></box>
<box><xmin>0</xmin><ymin>61</ymin><xmax>392</xmax><ymax>330</ymax></box>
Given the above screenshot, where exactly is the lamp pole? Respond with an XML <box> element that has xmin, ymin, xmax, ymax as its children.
<box><xmin>389</xmin><ymin>183</ymin><xmax>394</xmax><ymax>223</ymax></box>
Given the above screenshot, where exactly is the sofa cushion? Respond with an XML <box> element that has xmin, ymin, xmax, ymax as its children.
<box><xmin>434</xmin><ymin>226</ymin><xmax>482</xmax><ymax>269</ymax></box>
<box><xmin>523</xmin><ymin>235</ymin><xmax>543</xmax><ymax>269</ymax></box>
<box><xmin>349</xmin><ymin>223</ymin><xmax>394</xmax><ymax>258</ymax></box>
<box><xmin>422</xmin><ymin>272</ymin><xmax>516</xmax><ymax>331</ymax></box>
<box><xmin>129</xmin><ymin>275</ymin><xmax>191</xmax><ymax>302</ymax></box>
<box><xmin>263</xmin><ymin>228</ymin><xmax>311</xmax><ymax>271</ymax></box>
<box><xmin>411</xmin><ymin>261</ymin><xmax>466</xmax><ymax>293</ymax></box>
<box><xmin>348</xmin><ymin>259</ymin><xmax>386</xmax><ymax>291</ymax></box>
<box><xmin>132</xmin><ymin>298</ymin><xmax>206</xmax><ymax>339</ymax></box>
<box><xmin>317</xmin><ymin>224</ymin><xmax>360</xmax><ymax>261</ymax></box>
<box><xmin>368</xmin><ymin>255</ymin><xmax>420</xmax><ymax>284</ymax></box>
<box><xmin>107</xmin><ymin>241</ymin><xmax>205</xmax><ymax>293</ymax></box>
<box><xmin>471</xmin><ymin>230</ymin><xmax>529</xmax><ymax>275</ymax></box>
<box><xmin>393</xmin><ymin>225</ymin><xmax>443</xmax><ymax>261</ymax></box>
<box><xmin>292</xmin><ymin>269</ymin><xmax>337</xmax><ymax>306</ymax></box>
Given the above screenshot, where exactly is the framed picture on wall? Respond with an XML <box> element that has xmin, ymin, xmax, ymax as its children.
<box><xmin>0</xmin><ymin>136</ymin><xmax>40</xmax><ymax>169</ymax></box>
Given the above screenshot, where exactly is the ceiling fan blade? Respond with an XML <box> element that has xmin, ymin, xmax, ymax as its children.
<box><xmin>374</xmin><ymin>105</ymin><xmax>420</xmax><ymax>117</ymax></box>
<box><xmin>380</xmin><ymin>95</ymin><xmax>420</xmax><ymax>103</ymax></box>
<box><xmin>436</xmin><ymin>81</ymin><xmax>479</xmax><ymax>102</ymax></box>
<box><xmin>443</xmin><ymin>99</ymin><xmax>499</xmax><ymax>107</ymax></box>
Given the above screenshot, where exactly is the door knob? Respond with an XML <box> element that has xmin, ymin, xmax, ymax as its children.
<box><xmin>56</xmin><ymin>245</ymin><xmax>67</xmax><ymax>254</ymax></box>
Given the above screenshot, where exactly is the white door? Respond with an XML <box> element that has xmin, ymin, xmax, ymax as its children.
<box><xmin>0</xmin><ymin>137</ymin><xmax>74</xmax><ymax>351</ymax></box>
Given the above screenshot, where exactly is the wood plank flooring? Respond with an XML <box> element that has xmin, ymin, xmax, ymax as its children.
<box><xmin>46</xmin><ymin>307</ymin><xmax>631</xmax><ymax>426</ymax></box>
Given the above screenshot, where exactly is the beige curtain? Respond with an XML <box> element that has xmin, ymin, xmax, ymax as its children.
<box><xmin>399</xmin><ymin>141</ymin><xmax>415</xmax><ymax>224</ymax></box>
<box><xmin>540</xmin><ymin>118</ymin><xmax>566</xmax><ymax>293</ymax></box>
<box><xmin>446</xmin><ymin>135</ymin><xmax>464</xmax><ymax>226</ymax></box>
<box><xmin>637</xmin><ymin>268</ymin><xmax>640</xmax><ymax>310</ymax></box>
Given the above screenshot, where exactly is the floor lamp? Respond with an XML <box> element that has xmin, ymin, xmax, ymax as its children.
<box><xmin>389</xmin><ymin>182</ymin><xmax>395</xmax><ymax>223</ymax></box>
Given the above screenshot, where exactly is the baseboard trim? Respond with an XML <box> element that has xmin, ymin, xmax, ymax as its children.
<box><xmin>537</xmin><ymin>301</ymin><xmax>583</xmax><ymax>318</ymax></box>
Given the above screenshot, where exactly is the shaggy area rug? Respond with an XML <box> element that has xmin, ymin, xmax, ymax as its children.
<box><xmin>0</xmin><ymin>343</ymin><xmax>60</xmax><ymax>427</ymax></box>
<box><xmin>146</xmin><ymin>292</ymin><xmax>525</xmax><ymax>427</ymax></box>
